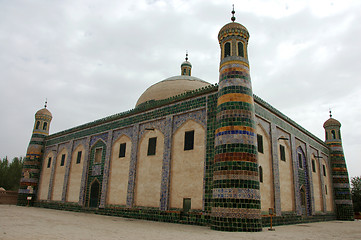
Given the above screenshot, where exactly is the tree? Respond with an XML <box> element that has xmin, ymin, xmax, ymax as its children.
<box><xmin>0</xmin><ymin>157</ymin><xmax>23</xmax><ymax>191</ymax></box>
<box><xmin>351</xmin><ymin>176</ymin><xmax>361</xmax><ymax>213</ymax></box>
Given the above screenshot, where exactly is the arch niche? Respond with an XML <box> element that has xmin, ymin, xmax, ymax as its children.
<box><xmin>107</xmin><ymin>134</ymin><xmax>132</xmax><ymax>205</ymax></box>
<box><xmin>169</xmin><ymin>119</ymin><xmax>205</xmax><ymax>210</ymax></box>
<box><xmin>256</xmin><ymin>124</ymin><xmax>274</xmax><ymax>213</ymax></box>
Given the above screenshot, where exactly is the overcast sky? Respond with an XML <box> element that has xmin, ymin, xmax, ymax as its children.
<box><xmin>0</xmin><ymin>0</ymin><xmax>360</xmax><ymax>178</ymax></box>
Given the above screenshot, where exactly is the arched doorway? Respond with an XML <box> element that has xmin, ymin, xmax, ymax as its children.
<box><xmin>89</xmin><ymin>179</ymin><xmax>100</xmax><ymax>208</ymax></box>
<box><xmin>300</xmin><ymin>186</ymin><xmax>306</xmax><ymax>215</ymax></box>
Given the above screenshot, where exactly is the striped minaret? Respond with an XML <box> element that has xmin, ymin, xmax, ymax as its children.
<box><xmin>211</xmin><ymin>8</ymin><xmax>262</xmax><ymax>232</ymax></box>
<box><xmin>323</xmin><ymin>112</ymin><xmax>353</xmax><ymax>220</ymax></box>
<box><xmin>18</xmin><ymin>103</ymin><xmax>52</xmax><ymax>205</ymax></box>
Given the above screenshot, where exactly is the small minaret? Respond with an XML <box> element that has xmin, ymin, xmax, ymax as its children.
<box><xmin>323</xmin><ymin>111</ymin><xmax>353</xmax><ymax>220</ymax></box>
<box><xmin>181</xmin><ymin>52</ymin><xmax>192</xmax><ymax>76</ymax></box>
<box><xmin>212</xmin><ymin>7</ymin><xmax>261</xmax><ymax>231</ymax></box>
<box><xmin>18</xmin><ymin>101</ymin><xmax>52</xmax><ymax>205</ymax></box>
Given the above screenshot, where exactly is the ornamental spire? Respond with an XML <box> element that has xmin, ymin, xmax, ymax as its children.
<box><xmin>44</xmin><ymin>98</ymin><xmax>48</xmax><ymax>108</ymax></box>
<box><xmin>231</xmin><ymin>4</ymin><xmax>236</xmax><ymax>22</ymax></box>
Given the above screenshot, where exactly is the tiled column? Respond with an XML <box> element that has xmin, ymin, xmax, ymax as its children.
<box><xmin>270</xmin><ymin>123</ymin><xmax>281</xmax><ymax>216</ymax></box>
<box><xmin>306</xmin><ymin>144</ymin><xmax>315</xmax><ymax>215</ymax></box>
<box><xmin>62</xmin><ymin>140</ymin><xmax>74</xmax><ymax>202</ymax></box>
<box><xmin>99</xmin><ymin>130</ymin><xmax>113</xmax><ymax>208</ymax></box>
<box><xmin>290</xmin><ymin>134</ymin><xmax>302</xmax><ymax>215</ymax></box>
<box><xmin>79</xmin><ymin>136</ymin><xmax>91</xmax><ymax>206</ymax></box>
<box><xmin>126</xmin><ymin>124</ymin><xmax>140</xmax><ymax>207</ymax></box>
<box><xmin>318</xmin><ymin>152</ymin><xmax>327</xmax><ymax>213</ymax></box>
<box><xmin>160</xmin><ymin>116</ymin><xmax>173</xmax><ymax>210</ymax></box>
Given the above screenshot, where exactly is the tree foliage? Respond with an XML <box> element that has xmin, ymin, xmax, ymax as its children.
<box><xmin>351</xmin><ymin>176</ymin><xmax>361</xmax><ymax>213</ymax></box>
<box><xmin>0</xmin><ymin>157</ymin><xmax>23</xmax><ymax>191</ymax></box>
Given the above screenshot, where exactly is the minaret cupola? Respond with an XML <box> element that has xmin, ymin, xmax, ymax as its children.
<box><xmin>34</xmin><ymin>101</ymin><xmax>52</xmax><ymax>136</ymax></box>
<box><xmin>323</xmin><ymin>110</ymin><xmax>341</xmax><ymax>141</ymax></box>
<box><xmin>218</xmin><ymin>7</ymin><xmax>249</xmax><ymax>63</ymax></box>
<box><xmin>181</xmin><ymin>52</ymin><xmax>192</xmax><ymax>76</ymax></box>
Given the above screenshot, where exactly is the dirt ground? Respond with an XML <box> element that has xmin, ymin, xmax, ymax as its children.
<box><xmin>0</xmin><ymin>205</ymin><xmax>360</xmax><ymax>240</ymax></box>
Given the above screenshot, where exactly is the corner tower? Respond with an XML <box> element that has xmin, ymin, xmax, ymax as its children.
<box><xmin>211</xmin><ymin>8</ymin><xmax>262</xmax><ymax>231</ymax></box>
<box><xmin>18</xmin><ymin>103</ymin><xmax>52</xmax><ymax>205</ymax></box>
<box><xmin>323</xmin><ymin>112</ymin><xmax>353</xmax><ymax>220</ymax></box>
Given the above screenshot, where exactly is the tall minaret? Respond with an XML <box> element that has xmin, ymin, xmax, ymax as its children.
<box><xmin>18</xmin><ymin>102</ymin><xmax>52</xmax><ymax>205</ymax></box>
<box><xmin>323</xmin><ymin>111</ymin><xmax>353</xmax><ymax>220</ymax></box>
<box><xmin>211</xmin><ymin>7</ymin><xmax>261</xmax><ymax>231</ymax></box>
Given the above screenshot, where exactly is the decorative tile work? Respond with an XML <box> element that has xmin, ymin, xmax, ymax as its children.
<box><xmin>84</xmin><ymin>140</ymin><xmax>107</xmax><ymax>208</ymax></box>
<box><xmin>296</xmin><ymin>146</ymin><xmax>312</xmax><ymax>216</ymax></box>
<box><xmin>90</xmin><ymin>132</ymin><xmax>108</xmax><ymax>146</ymax></box>
<box><xmin>46</xmin><ymin>96</ymin><xmax>208</xmax><ymax>147</ymax></box>
<box><xmin>112</xmin><ymin>127</ymin><xmax>133</xmax><ymax>143</ymax></box>
<box><xmin>254</xmin><ymin>95</ymin><xmax>329</xmax><ymax>154</ymax></box>
<box><xmin>160</xmin><ymin>116</ymin><xmax>173</xmax><ymax>210</ymax></box>
<box><xmin>126</xmin><ymin>123</ymin><xmax>139</xmax><ymax>207</ymax></box>
<box><xmin>100</xmin><ymin>131</ymin><xmax>113</xmax><ymax>208</ymax></box>
<box><xmin>306</xmin><ymin>144</ymin><xmax>316</xmax><ymax>216</ymax></box>
<box><xmin>172</xmin><ymin>109</ymin><xmax>207</xmax><ymax>133</ymax></box>
<box><xmin>92</xmin><ymin>165</ymin><xmax>102</xmax><ymax>176</ymax></box>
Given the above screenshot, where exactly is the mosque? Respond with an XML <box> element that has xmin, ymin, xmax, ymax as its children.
<box><xmin>18</xmin><ymin>9</ymin><xmax>354</xmax><ymax>231</ymax></box>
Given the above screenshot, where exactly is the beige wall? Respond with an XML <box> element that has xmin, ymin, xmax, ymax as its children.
<box><xmin>257</xmin><ymin>125</ymin><xmax>274</xmax><ymax>212</ymax></box>
<box><xmin>322</xmin><ymin>158</ymin><xmax>334</xmax><ymax>212</ymax></box>
<box><xmin>38</xmin><ymin>152</ymin><xmax>54</xmax><ymax>200</ymax></box>
<box><xmin>51</xmin><ymin>148</ymin><xmax>67</xmax><ymax>201</ymax></box>
<box><xmin>107</xmin><ymin>135</ymin><xmax>132</xmax><ymax>205</ymax></box>
<box><xmin>169</xmin><ymin>120</ymin><xmax>205</xmax><ymax>210</ymax></box>
<box><xmin>134</xmin><ymin>129</ymin><xmax>164</xmax><ymax>207</ymax></box>
<box><xmin>66</xmin><ymin>144</ymin><xmax>85</xmax><ymax>203</ymax></box>
<box><xmin>278</xmin><ymin>139</ymin><xmax>295</xmax><ymax>212</ymax></box>
<box><xmin>311</xmin><ymin>154</ymin><xmax>323</xmax><ymax>212</ymax></box>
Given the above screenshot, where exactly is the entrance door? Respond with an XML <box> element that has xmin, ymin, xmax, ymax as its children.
<box><xmin>89</xmin><ymin>180</ymin><xmax>100</xmax><ymax>208</ymax></box>
<box><xmin>300</xmin><ymin>186</ymin><xmax>307</xmax><ymax>215</ymax></box>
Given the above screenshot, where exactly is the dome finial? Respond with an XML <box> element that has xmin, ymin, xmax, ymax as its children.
<box><xmin>44</xmin><ymin>98</ymin><xmax>48</xmax><ymax>108</ymax></box>
<box><xmin>185</xmin><ymin>51</ymin><xmax>188</xmax><ymax>61</ymax></box>
<box><xmin>231</xmin><ymin>4</ymin><xmax>236</xmax><ymax>22</ymax></box>
<box><xmin>329</xmin><ymin>108</ymin><xmax>332</xmax><ymax>118</ymax></box>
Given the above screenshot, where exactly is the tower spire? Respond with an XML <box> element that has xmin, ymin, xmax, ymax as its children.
<box><xmin>44</xmin><ymin>98</ymin><xmax>48</xmax><ymax>108</ymax></box>
<box><xmin>185</xmin><ymin>51</ymin><xmax>188</xmax><ymax>61</ymax></box>
<box><xmin>231</xmin><ymin>4</ymin><xmax>236</xmax><ymax>22</ymax></box>
<box><xmin>329</xmin><ymin>108</ymin><xmax>332</xmax><ymax>118</ymax></box>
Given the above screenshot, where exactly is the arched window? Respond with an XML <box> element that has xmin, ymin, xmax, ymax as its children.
<box><xmin>325</xmin><ymin>131</ymin><xmax>328</xmax><ymax>140</ymax></box>
<box><xmin>43</xmin><ymin>122</ymin><xmax>48</xmax><ymax>130</ymax></box>
<box><xmin>36</xmin><ymin>121</ymin><xmax>40</xmax><ymax>129</ymax></box>
<box><xmin>224</xmin><ymin>42</ymin><xmax>231</xmax><ymax>58</ymax></box>
<box><xmin>259</xmin><ymin>166</ymin><xmax>263</xmax><ymax>183</ymax></box>
<box><xmin>331</xmin><ymin>130</ymin><xmax>336</xmax><ymax>139</ymax></box>
<box><xmin>238</xmin><ymin>41</ymin><xmax>244</xmax><ymax>57</ymax></box>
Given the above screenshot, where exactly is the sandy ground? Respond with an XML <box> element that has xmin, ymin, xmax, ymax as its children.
<box><xmin>0</xmin><ymin>205</ymin><xmax>360</xmax><ymax>240</ymax></box>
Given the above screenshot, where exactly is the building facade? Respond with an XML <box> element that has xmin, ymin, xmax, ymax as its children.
<box><xmin>18</xmin><ymin>11</ymin><xmax>353</xmax><ymax>231</ymax></box>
